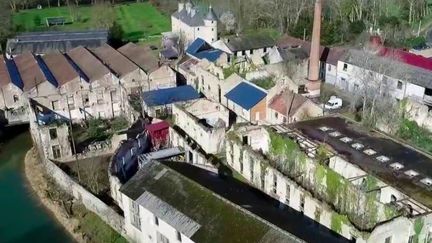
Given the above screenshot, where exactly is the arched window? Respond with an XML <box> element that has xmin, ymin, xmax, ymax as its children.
<box><xmin>13</xmin><ymin>95</ymin><xmax>19</xmax><ymax>103</ymax></box>
<box><xmin>390</xmin><ymin>194</ymin><xmax>397</xmax><ymax>203</ymax></box>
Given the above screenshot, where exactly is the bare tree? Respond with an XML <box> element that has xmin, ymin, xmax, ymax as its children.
<box><xmin>219</xmin><ymin>11</ymin><xmax>236</xmax><ymax>34</ymax></box>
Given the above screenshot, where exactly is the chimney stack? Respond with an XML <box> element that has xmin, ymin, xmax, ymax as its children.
<box><xmin>306</xmin><ymin>0</ymin><xmax>322</xmax><ymax>97</ymax></box>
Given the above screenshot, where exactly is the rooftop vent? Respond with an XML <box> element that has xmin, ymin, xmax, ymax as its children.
<box><xmin>390</xmin><ymin>162</ymin><xmax>404</xmax><ymax>170</ymax></box>
<box><xmin>405</xmin><ymin>170</ymin><xmax>419</xmax><ymax>178</ymax></box>
<box><xmin>364</xmin><ymin>149</ymin><xmax>377</xmax><ymax>155</ymax></box>
<box><xmin>420</xmin><ymin>178</ymin><xmax>432</xmax><ymax>187</ymax></box>
<box><xmin>319</xmin><ymin>126</ymin><xmax>331</xmax><ymax>132</ymax></box>
<box><xmin>329</xmin><ymin>131</ymin><xmax>342</xmax><ymax>137</ymax></box>
<box><xmin>352</xmin><ymin>143</ymin><xmax>364</xmax><ymax>150</ymax></box>
<box><xmin>376</xmin><ymin>155</ymin><xmax>390</xmax><ymax>163</ymax></box>
<box><xmin>340</xmin><ymin>137</ymin><xmax>352</xmax><ymax>143</ymax></box>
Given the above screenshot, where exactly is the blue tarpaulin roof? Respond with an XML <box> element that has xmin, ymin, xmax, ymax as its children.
<box><xmin>186</xmin><ymin>38</ymin><xmax>223</xmax><ymax>62</ymax></box>
<box><xmin>142</xmin><ymin>85</ymin><xmax>200</xmax><ymax>107</ymax></box>
<box><xmin>225</xmin><ymin>82</ymin><xmax>266</xmax><ymax>110</ymax></box>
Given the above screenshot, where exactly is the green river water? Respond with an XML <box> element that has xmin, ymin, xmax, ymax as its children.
<box><xmin>0</xmin><ymin>127</ymin><xmax>73</xmax><ymax>243</ymax></box>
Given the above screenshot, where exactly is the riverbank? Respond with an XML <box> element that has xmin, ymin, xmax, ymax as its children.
<box><xmin>24</xmin><ymin>148</ymin><xmax>84</xmax><ymax>243</ymax></box>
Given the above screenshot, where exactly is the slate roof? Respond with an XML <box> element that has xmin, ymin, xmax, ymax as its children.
<box><xmin>269</xmin><ymin>90</ymin><xmax>308</xmax><ymax>116</ymax></box>
<box><xmin>121</xmin><ymin>160</ymin><xmax>349</xmax><ymax>243</ymax></box>
<box><xmin>92</xmin><ymin>44</ymin><xmax>139</xmax><ymax>78</ymax></box>
<box><xmin>142</xmin><ymin>85</ymin><xmax>200</xmax><ymax>107</ymax></box>
<box><xmin>172</xmin><ymin>4</ymin><xmax>217</xmax><ymax>27</ymax></box>
<box><xmin>117</xmin><ymin>42</ymin><xmax>159</xmax><ymax>73</ymax></box>
<box><xmin>225</xmin><ymin>35</ymin><xmax>276</xmax><ymax>52</ymax></box>
<box><xmin>42</xmin><ymin>52</ymin><xmax>79</xmax><ymax>86</ymax></box>
<box><xmin>66</xmin><ymin>46</ymin><xmax>111</xmax><ymax>82</ymax></box>
<box><xmin>6</xmin><ymin>30</ymin><xmax>108</xmax><ymax>55</ymax></box>
<box><xmin>342</xmin><ymin>49</ymin><xmax>432</xmax><ymax>90</ymax></box>
<box><xmin>225</xmin><ymin>82</ymin><xmax>267</xmax><ymax>110</ymax></box>
<box><xmin>13</xmin><ymin>52</ymin><xmax>48</xmax><ymax>91</ymax></box>
<box><xmin>0</xmin><ymin>56</ymin><xmax>11</xmax><ymax>87</ymax></box>
<box><xmin>186</xmin><ymin>38</ymin><xmax>223</xmax><ymax>62</ymax></box>
<box><xmin>291</xmin><ymin>117</ymin><xmax>432</xmax><ymax>210</ymax></box>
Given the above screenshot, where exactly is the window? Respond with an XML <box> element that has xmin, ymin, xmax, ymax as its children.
<box><xmin>272</xmin><ymin>173</ymin><xmax>277</xmax><ymax>194</ymax></box>
<box><xmin>250</xmin><ymin>161</ymin><xmax>254</xmax><ymax>182</ymax></box>
<box><xmin>156</xmin><ymin>232</ymin><xmax>169</xmax><ymax>243</ymax></box>
<box><xmin>250</xmin><ymin>49</ymin><xmax>254</xmax><ymax>55</ymax></box>
<box><xmin>51</xmin><ymin>100</ymin><xmax>59</xmax><ymax>110</ymax></box>
<box><xmin>261</xmin><ymin>173</ymin><xmax>265</xmax><ymax>190</ymax></box>
<box><xmin>111</xmin><ymin>89</ymin><xmax>119</xmax><ymax>103</ymax></box>
<box><xmin>240</xmin><ymin>159</ymin><xmax>243</xmax><ymax>173</ymax></box>
<box><xmin>300</xmin><ymin>194</ymin><xmax>305</xmax><ymax>212</ymax></box>
<box><xmin>275</xmin><ymin>112</ymin><xmax>278</xmax><ymax>119</ymax></box>
<box><xmin>211</xmin><ymin>28</ymin><xmax>214</xmax><ymax>31</ymax></box>
<box><xmin>52</xmin><ymin>145</ymin><xmax>61</xmax><ymax>159</ymax></box>
<box><xmin>397</xmin><ymin>81</ymin><xmax>403</xmax><ymax>90</ymax></box>
<box><xmin>242</xmin><ymin>50</ymin><xmax>246</xmax><ymax>56</ymax></box>
<box><xmin>343</xmin><ymin>63</ymin><xmax>348</xmax><ymax>71</ymax></box>
<box><xmin>176</xmin><ymin>231</ymin><xmax>182</xmax><ymax>242</ymax></box>
<box><xmin>285</xmin><ymin>184</ymin><xmax>290</xmax><ymax>204</ymax></box>
<box><xmin>207</xmin><ymin>84</ymin><xmax>211</xmax><ymax>91</ymax></box>
<box><xmin>154</xmin><ymin>216</ymin><xmax>159</xmax><ymax>226</ymax></box>
<box><xmin>315</xmin><ymin>207</ymin><xmax>321</xmax><ymax>222</ymax></box>
<box><xmin>97</xmin><ymin>90</ymin><xmax>104</xmax><ymax>104</ymax></box>
<box><xmin>197</xmin><ymin>27</ymin><xmax>200</xmax><ymax>31</ymax></box>
<box><xmin>130</xmin><ymin>200</ymin><xmax>141</xmax><ymax>230</ymax></box>
<box><xmin>67</xmin><ymin>95</ymin><xmax>74</xmax><ymax>109</ymax></box>
<box><xmin>13</xmin><ymin>95</ymin><xmax>19</xmax><ymax>103</ymax></box>
<box><xmin>263</xmin><ymin>47</ymin><xmax>267</xmax><ymax>52</ymax></box>
<box><xmin>82</xmin><ymin>93</ymin><xmax>90</xmax><ymax>107</ymax></box>
<box><xmin>385</xmin><ymin>236</ymin><xmax>392</xmax><ymax>243</ymax></box>
<box><xmin>328</xmin><ymin>65</ymin><xmax>331</xmax><ymax>71</ymax></box>
<box><xmin>49</xmin><ymin>128</ymin><xmax>57</xmax><ymax>140</ymax></box>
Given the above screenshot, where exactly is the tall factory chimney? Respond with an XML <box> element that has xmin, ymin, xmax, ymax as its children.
<box><xmin>306</xmin><ymin>0</ymin><xmax>322</xmax><ymax>97</ymax></box>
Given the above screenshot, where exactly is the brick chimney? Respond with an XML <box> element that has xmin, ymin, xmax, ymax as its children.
<box><xmin>306</xmin><ymin>0</ymin><xmax>322</xmax><ymax>97</ymax></box>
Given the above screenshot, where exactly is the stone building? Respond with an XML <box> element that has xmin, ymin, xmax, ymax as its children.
<box><xmin>171</xmin><ymin>98</ymin><xmax>229</xmax><ymax>154</ymax></box>
<box><xmin>117</xmin><ymin>43</ymin><xmax>177</xmax><ymax>91</ymax></box>
<box><xmin>92</xmin><ymin>44</ymin><xmax>145</xmax><ymax>94</ymax></box>
<box><xmin>224</xmin><ymin>81</ymin><xmax>267</xmax><ymax>123</ymax></box>
<box><xmin>171</xmin><ymin>1</ymin><xmax>218</xmax><ymax>45</ymax></box>
<box><xmin>119</xmin><ymin>160</ymin><xmax>348</xmax><ymax>243</ymax></box>
<box><xmin>226</xmin><ymin>116</ymin><xmax>432</xmax><ymax>242</ymax></box>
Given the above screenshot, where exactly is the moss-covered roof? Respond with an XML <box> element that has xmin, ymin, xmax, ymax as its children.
<box><xmin>120</xmin><ymin>160</ymin><xmax>298</xmax><ymax>243</ymax></box>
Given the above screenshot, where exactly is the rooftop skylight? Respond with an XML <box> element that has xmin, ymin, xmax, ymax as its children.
<box><xmin>405</xmin><ymin>170</ymin><xmax>419</xmax><ymax>178</ymax></box>
<box><xmin>421</xmin><ymin>178</ymin><xmax>432</xmax><ymax>187</ymax></box>
<box><xmin>390</xmin><ymin>163</ymin><xmax>404</xmax><ymax>170</ymax></box>
<box><xmin>329</xmin><ymin>131</ymin><xmax>342</xmax><ymax>137</ymax></box>
<box><xmin>376</xmin><ymin>155</ymin><xmax>390</xmax><ymax>163</ymax></box>
<box><xmin>363</xmin><ymin>149</ymin><xmax>377</xmax><ymax>156</ymax></box>
<box><xmin>352</xmin><ymin>143</ymin><xmax>364</xmax><ymax>150</ymax></box>
<box><xmin>340</xmin><ymin>137</ymin><xmax>352</xmax><ymax>143</ymax></box>
<box><xmin>319</xmin><ymin>126</ymin><xmax>331</xmax><ymax>132</ymax></box>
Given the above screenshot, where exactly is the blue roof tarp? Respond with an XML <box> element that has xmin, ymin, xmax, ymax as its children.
<box><xmin>142</xmin><ymin>85</ymin><xmax>200</xmax><ymax>107</ymax></box>
<box><xmin>186</xmin><ymin>38</ymin><xmax>223</xmax><ymax>62</ymax></box>
<box><xmin>225</xmin><ymin>82</ymin><xmax>266</xmax><ymax>110</ymax></box>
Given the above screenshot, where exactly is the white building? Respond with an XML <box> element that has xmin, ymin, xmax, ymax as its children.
<box><xmin>119</xmin><ymin>159</ymin><xmax>347</xmax><ymax>243</ymax></box>
<box><xmin>171</xmin><ymin>0</ymin><xmax>218</xmax><ymax>45</ymax></box>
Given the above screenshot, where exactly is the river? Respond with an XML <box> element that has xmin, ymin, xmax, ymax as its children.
<box><xmin>0</xmin><ymin>125</ymin><xmax>74</xmax><ymax>243</ymax></box>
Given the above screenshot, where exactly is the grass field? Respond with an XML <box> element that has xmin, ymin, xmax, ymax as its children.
<box><xmin>12</xmin><ymin>2</ymin><xmax>170</xmax><ymax>42</ymax></box>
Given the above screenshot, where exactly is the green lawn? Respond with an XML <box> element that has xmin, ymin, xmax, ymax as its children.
<box><xmin>13</xmin><ymin>2</ymin><xmax>170</xmax><ymax>42</ymax></box>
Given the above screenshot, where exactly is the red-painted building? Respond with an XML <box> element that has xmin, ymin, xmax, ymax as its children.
<box><xmin>145</xmin><ymin>121</ymin><xmax>169</xmax><ymax>150</ymax></box>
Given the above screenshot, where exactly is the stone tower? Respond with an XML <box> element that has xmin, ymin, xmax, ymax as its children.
<box><xmin>306</xmin><ymin>0</ymin><xmax>322</xmax><ymax>97</ymax></box>
<box><xmin>203</xmin><ymin>5</ymin><xmax>218</xmax><ymax>43</ymax></box>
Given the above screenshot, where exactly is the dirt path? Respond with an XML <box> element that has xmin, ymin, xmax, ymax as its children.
<box><xmin>23</xmin><ymin>148</ymin><xmax>85</xmax><ymax>243</ymax></box>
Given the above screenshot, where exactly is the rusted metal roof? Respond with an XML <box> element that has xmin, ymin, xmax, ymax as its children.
<box><xmin>67</xmin><ymin>46</ymin><xmax>111</xmax><ymax>82</ymax></box>
<box><xmin>268</xmin><ymin>90</ymin><xmax>308</xmax><ymax>116</ymax></box>
<box><xmin>117</xmin><ymin>42</ymin><xmax>159</xmax><ymax>73</ymax></box>
<box><xmin>13</xmin><ymin>52</ymin><xmax>47</xmax><ymax>92</ymax></box>
<box><xmin>92</xmin><ymin>44</ymin><xmax>139</xmax><ymax>78</ymax></box>
<box><xmin>42</xmin><ymin>51</ymin><xmax>79</xmax><ymax>86</ymax></box>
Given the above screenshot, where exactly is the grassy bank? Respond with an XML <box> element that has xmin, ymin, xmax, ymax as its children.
<box><xmin>13</xmin><ymin>2</ymin><xmax>170</xmax><ymax>42</ymax></box>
